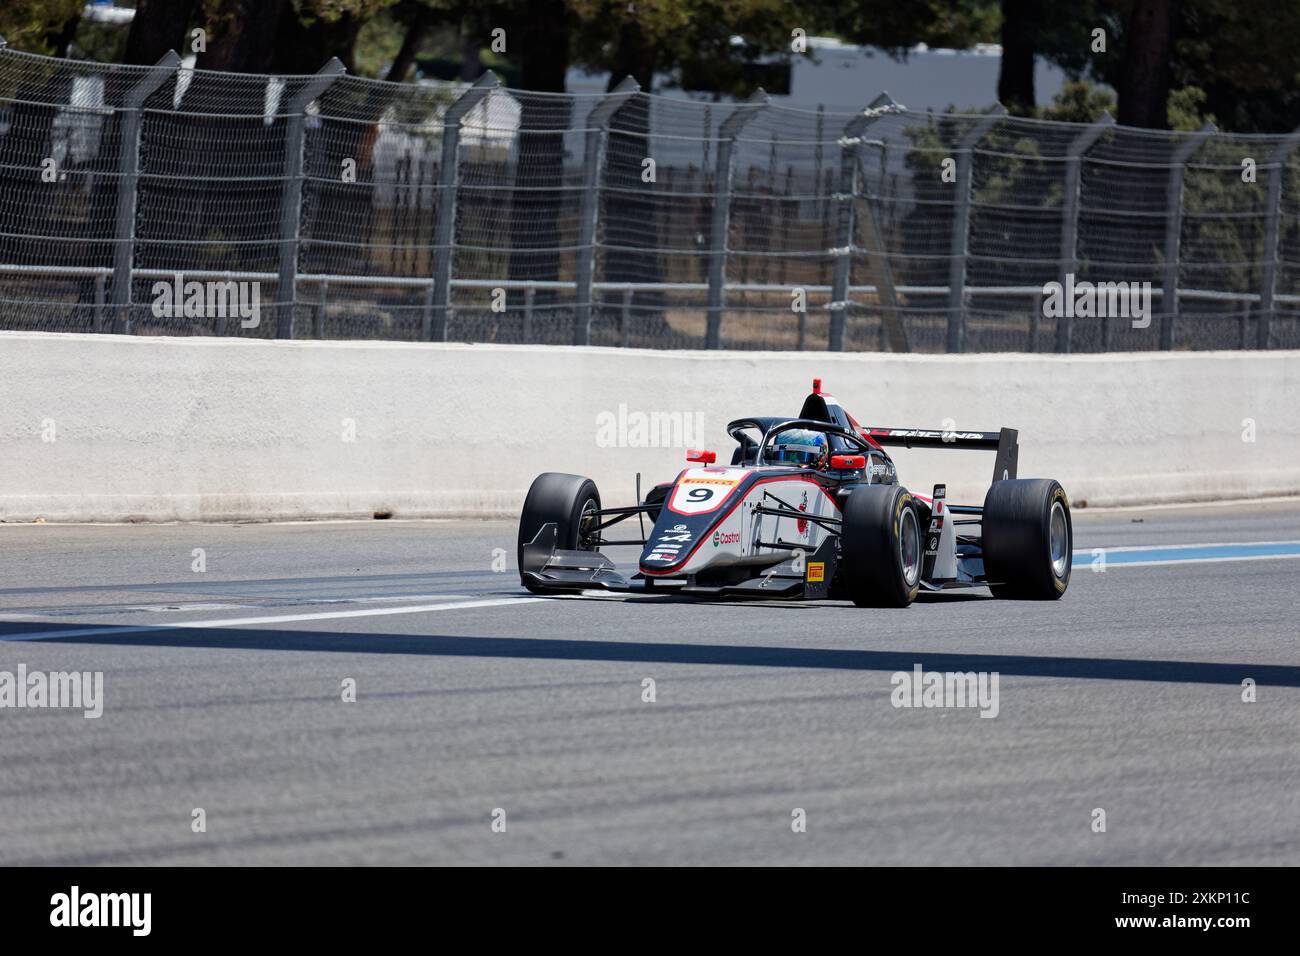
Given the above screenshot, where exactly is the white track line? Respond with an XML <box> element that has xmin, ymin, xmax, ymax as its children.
<box><xmin>0</xmin><ymin>596</ymin><xmax>546</xmax><ymax>642</ymax></box>
<box><xmin>1074</xmin><ymin>540</ymin><xmax>1300</xmax><ymax>554</ymax></box>
<box><xmin>0</xmin><ymin>592</ymin><xmax>481</xmax><ymax>622</ymax></box>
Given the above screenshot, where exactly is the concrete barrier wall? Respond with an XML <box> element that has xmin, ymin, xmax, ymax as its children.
<box><xmin>1</xmin><ymin>331</ymin><xmax>1296</xmax><ymax>522</ymax></box>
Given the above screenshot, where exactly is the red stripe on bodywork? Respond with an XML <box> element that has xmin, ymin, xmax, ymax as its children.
<box><xmin>844</xmin><ymin>411</ymin><xmax>883</xmax><ymax>450</ymax></box>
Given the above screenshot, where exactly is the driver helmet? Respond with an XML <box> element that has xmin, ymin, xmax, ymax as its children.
<box><xmin>772</xmin><ymin>429</ymin><xmax>828</xmax><ymax>469</ymax></box>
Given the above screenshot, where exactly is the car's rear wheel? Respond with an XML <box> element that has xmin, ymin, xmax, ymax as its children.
<box><xmin>517</xmin><ymin>473</ymin><xmax>601</xmax><ymax>594</ymax></box>
<box><xmin>839</xmin><ymin>484</ymin><xmax>922</xmax><ymax>608</ymax></box>
<box><xmin>982</xmin><ymin>478</ymin><xmax>1071</xmax><ymax>599</ymax></box>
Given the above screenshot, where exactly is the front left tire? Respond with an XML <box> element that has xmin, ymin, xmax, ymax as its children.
<box><xmin>517</xmin><ymin>472</ymin><xmax>602</xmax><ymax>594</ymax></box>
<box><xmin>839</xmin><ymin>484</ymin><xmax>922</xmax><ymax>608</ymax></box>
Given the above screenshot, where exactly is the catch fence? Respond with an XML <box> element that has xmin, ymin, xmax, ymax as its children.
<box><xmin>2</xmin><ymin>40</ymin><xmax>1299</xmax><ymax>351</ymax></box>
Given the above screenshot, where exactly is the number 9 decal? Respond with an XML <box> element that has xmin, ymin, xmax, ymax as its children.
<box><xmin>669</xmin><ymin>478</ymin><xmax>739</xmax><ymax>515</ymax></box>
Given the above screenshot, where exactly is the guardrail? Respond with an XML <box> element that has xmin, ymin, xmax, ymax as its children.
<box><xmin>6</xmin><ymin>262</ymin><xmax>1293</xmax><ymax>350</ymax></box>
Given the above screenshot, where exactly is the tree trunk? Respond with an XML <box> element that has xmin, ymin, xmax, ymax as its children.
<box><xmin>460</xmin><ymin>17</ymin><xmax>482</xmax><ymax>81</ymax></box>
<box><xmin>1116</xmin><ymin>0</ymin><xmax>1173</xmax><ymax>129</ymax></box>
<box><xmin>195</xmin><ymin>0</ymin><xmax>288</xmax><ymax>74</ymax></box>
<box><xmin>44</xmin><ymin>11</ymin><xmax>83</xmax><ymax>58</ymax></box>
<box><xmin>507</xmin><ymin>0</ymin><xmax>570</xmax><ymax>325</ymax></box>
<box><xmin>602</xmin><ymin>15</ymin><xmax>662</xmax><ymax>334</ymax></box>
<box><xmin>384</xmin><ymin>9</ymin><xmax>434</xmax><ymax>83</ymax></box>
<box><xmin>606</xmin><ymin>15</ymin><xmax>656</xmax><ymax>95</ymax></box>
<box><xmin>272</xmin><ymin>8</ymin><xmax>362</xmax><ymax>74</ymax></box>
<box><xmin>997</xmin><ymin>0</ymin><xmax>1036</xmax><ymax>114</ymax></box>
<box><xmin>181</xmin><ymin>0</ymin><xmax>290</xmax><ymax>294</ymax></box>
<box><xmin>123</xmin><ymin>0</ymin><xmax>194</xmax><ymax>65</ymax></box>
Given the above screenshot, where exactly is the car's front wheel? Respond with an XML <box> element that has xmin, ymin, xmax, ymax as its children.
<box><xmin>517</xmin><ymin>473</ymin><xmax>602</xmax><ymax>594</ymax></box>
<box><xmin>839</xmin><ymin>484</ymin><xmax>922</xmax><ymax>608</ymax></box>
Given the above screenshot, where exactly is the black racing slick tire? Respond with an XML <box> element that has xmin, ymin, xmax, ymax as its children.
<box><xmin>517</xmin><ymin>473</ymin><xmax>602</xmax><ymax>594</ymax></box>
<box><xmin>981</xmin><ymin>478</ymin><xmax>1071</xmax><ymax>600</ymax></box>
<box><xmin>840</xmin><ymin>485</ymin><xmax>922</xmax><ymax>608</ymax></box>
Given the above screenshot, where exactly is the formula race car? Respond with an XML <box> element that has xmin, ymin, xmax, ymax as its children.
<box><xmin>517</xmin><ymin>380</ymin><xmax>1071</xmax><ymax>607</ymax></box>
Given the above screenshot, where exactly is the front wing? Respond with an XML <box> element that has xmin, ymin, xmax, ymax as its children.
<box><xmin>520</xmin><ymin>522</ymin><xmax>839</xmax><ymax>599</ymax></box>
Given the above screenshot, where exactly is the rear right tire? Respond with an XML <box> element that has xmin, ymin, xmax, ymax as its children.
<box><xmin>982</xmin><ymin>478</ymin><xmax>1071</xmax><ymax>599</ymax></box>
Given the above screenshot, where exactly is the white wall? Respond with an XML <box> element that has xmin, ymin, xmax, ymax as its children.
<box><xmin>1</xmin><ymin>331</ymin><xmax>1296</xmax><ymax>522</ymax></box>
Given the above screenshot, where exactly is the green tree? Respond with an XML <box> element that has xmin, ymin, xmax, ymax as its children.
<box><xmin>1038</xmin><ymin>79</ymin><xmax>1115</xmax><ymax>123</ymax></box>
<box><xmin>1170</xmin><ymin>0</ymin><xmax>1300</xmax><ymax>133</ymax></box>
<box><xmin>0</xmin><ymin>0</ymin><xmax>84</xmax><ymax>56</ymax></box>
<box><xmin>1030</xmin><ymin>0</ymin><xmax>1300</xmax><ymax>132</ymax></box>
<box><xmin>191</xmin><ymin>0</ymin><xmax>396</xmax><ymax>74</ymax></box>
<box><xmin>569</xmin><ymin>0</ymin><xmax>805</xmax><ymax>96</ymax></box>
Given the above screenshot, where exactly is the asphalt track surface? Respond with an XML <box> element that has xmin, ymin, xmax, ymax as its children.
<box><xmin>1</xmin><ymin>502</ymin><xmax>1298</xmax><ymax>866</ymax></box>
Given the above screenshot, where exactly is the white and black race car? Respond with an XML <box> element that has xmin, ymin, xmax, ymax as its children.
<box><xmin>518</xmin><ymin>380</ymin><xmax>1071</xmax><ymax>607</ymax></box>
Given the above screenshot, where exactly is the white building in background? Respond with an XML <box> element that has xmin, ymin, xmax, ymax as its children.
<box><xmin>567</xmin><ymin>36</ymin><xmax>1073</xmax><ymax>112</ymax></box>
<box><xmin>83</xmin><ymin>7</ymin><xmax>1068</xmax><ymax>113</ymax></box>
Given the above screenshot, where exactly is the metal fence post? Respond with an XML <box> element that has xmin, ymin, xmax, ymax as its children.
<box><xmin>1258</xmin><ymin>126</ymin><xmax>1300</xmax><ymax>349</ymax></box>
<box><xmin>522</xmin><ymin>287</ymin><xmax>535</xmax><ymax>341</ymax></box>
<box><xmin>829</xmin><ymin>93</ymin><xmax>894</xmax><ymax>352</ymax></box>
<box><xmin>426</xmin><ymin>72</ymin><xmax>498</xmax><ymax>342</ymax></box>
<box><xmin>853</xmin><ymin>103</ymin><xmax>909</xmax><ymax>353</ymax></box>
<box><xmin>314</xmin><ymin>279</ymin><xmax>328</xmax><ymax>338</ymax></box>
<box><xmin>1055</xmin><ymin>113</ymin><xmax>1112</xmax><ymax>353</ymax></box>
<box><xmin>814</xmin><ymin>104</ymin><xmax>824</xmax><ymax>218</ymax></box>
<box><xmin>946</xmin><ymin>105</ymin><xmax>1005</xmax><ymax>353</ymax></box>
<box><xmin>574</xmin><ymin>77</ymin><xmax>638</xmax><ymax>346</ymax></box>
<box><xmin>93</xmin><ymin>274</ymin><xmax>106</xmax><ymax>332</ymax></box>
<box><xmin>620</xmin><ymin>287</ymin><xmax>633</xmax><ymax>347</ymax></box>
<box><xmin>1160</xmin><ymin>122</ymin><xmax>1215</xmax><ymax>350</ymax></box>
<box><xmin>275</xmin><ymin>58</ymin><xmax>344</xmax><ymax>339</ymax></box>
<box><xmin>705</xmin><ymin>90</ymin><xmax>766</xmax><ymax>349</ymax></box>
<box><xmin>109</xmin><ymin>51</ymin><xmax>178</xmax><ymax>334</ymax></box>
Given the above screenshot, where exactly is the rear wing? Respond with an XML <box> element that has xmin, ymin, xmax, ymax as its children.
<box><xmin>862</xmin><ymin>427</ymin><xmax>1020</xmax><ymax>485</ymax></box>
<box><xmin>793</xmin><ymin>380</ymin><xmax>1019</xmax><ymax>486</ymax></box>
